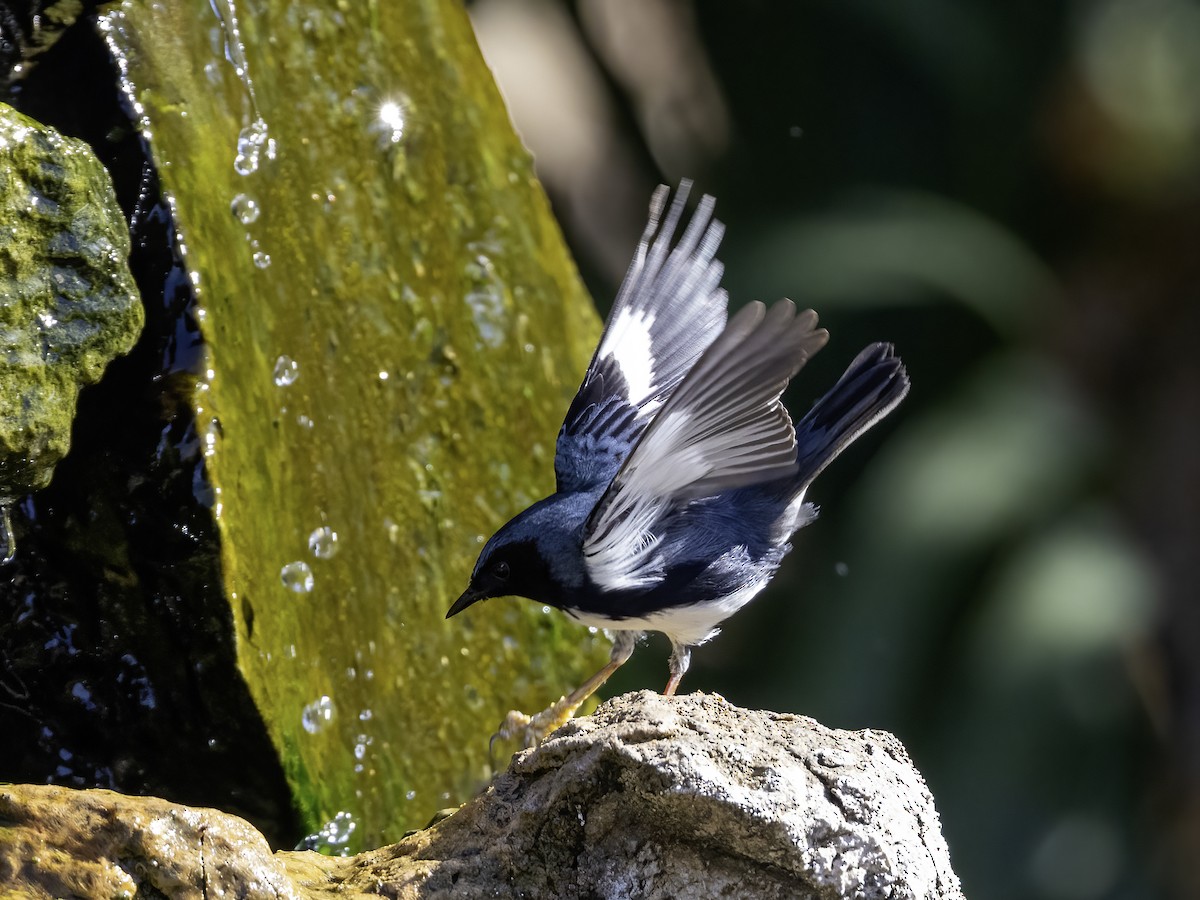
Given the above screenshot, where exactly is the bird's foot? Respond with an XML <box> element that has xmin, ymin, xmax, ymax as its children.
<box><xmin>491</xmin><ymin>694</ymin><xmax>580</xmax><ymax>750</ymax></box>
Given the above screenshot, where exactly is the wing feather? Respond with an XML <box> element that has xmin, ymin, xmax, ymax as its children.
<box><xmin>555</xmin><ymin>181</ymin><xmax>729</xmax><ymax>493</ymax></box>
<box><xmin>583</xmin><ymin>300</ymin><xmax>829</xmax><ymax>589</ymax></box>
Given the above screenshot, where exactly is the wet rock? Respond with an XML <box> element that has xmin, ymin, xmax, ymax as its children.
<box><xmin>0</xmin><ymin>783</ymin><xmax>299</xmax><ymax>899</ymax></box>
<box><xmin>2</xmin><ymin>0</ymin><xmax>603</xmax><ymax>850</ymax></box>
<box><xmin>0</xmin><ymin>101</ymin><xmax>143</xmax><ymax>500</ymax></box>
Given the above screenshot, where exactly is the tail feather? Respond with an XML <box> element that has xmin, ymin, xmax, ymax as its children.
<box><xmin>793</xmin><ymin>343</ymin><xmax>909</xmax><ymax>489</ymax></box>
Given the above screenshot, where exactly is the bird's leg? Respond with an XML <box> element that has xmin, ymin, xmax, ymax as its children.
<box><xmin>494</xmin><ymin>630</ymin><xmax>638</xmax><ymax>750</ymax></box>
<box><xmin>663</xmin><ymin>641</ymin><xmax>692</xmax><ymax>696</ymax></box>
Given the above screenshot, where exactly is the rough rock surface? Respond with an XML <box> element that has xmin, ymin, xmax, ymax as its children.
<box><xmin>0</xmin><ymin>783</ymin><xmax>298</xmax><ymax>899</ymax></box>
<box><xmin>312</xmin><ymin>691</ymin><xmax>965</xmax><ymax>899</ymax></box>
<box><xmin>0</xmin><ymin>101</ymin><xmax>143</xmax><ymax>498</ymax></box>
<box><xmin>0</xmin><ymin>693</ymin><xmax>964</xmax><ymax>899</ymax></box>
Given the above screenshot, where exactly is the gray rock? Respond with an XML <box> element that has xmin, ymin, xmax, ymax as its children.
<box><xmin>0</xmin><ymin>693</ymin><xmax>964</xmax><ymax>899</ymax></box>
<box><xmin>320</xmin><ymin>691</ymin><xmax>965</xmax><ymax>899</ymax></box>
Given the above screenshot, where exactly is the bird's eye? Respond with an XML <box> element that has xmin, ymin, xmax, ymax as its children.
<box><xmin>493</xmin><ymin>561</ymin><xmax>510</xmax><ymax>581</ymax></box>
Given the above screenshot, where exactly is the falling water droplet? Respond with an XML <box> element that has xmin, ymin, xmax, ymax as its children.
<box><xmin>376</xmin><ymin>97</ymin><xmax>407</xmax><ymax>145</ymax></box>
<box><xmin>280</xmin><ymin>560</ymin><xmax>314</xmax><ymax>593</ymax></box>
<box><xmin>230</xmin><ymin>193</ymin><xmax>260</xmax><ymax>224</ymax></box>
<box><xmin>233</xmin><ymin>118</ymin><xmax>270</xmax><ymax>175</ymax></box>
<box><xmin>0</xmin><ymin>503</ymin><xmax>15</xmax><ymax>565</ymax></box>
<box><xmin>308</xmin><ymin>526</ymin><xmax>339</xmax><ymax>559</ymax></box>
<box><xmin>252</xmin><ymin>250</ymin><xmax>271</xmax><ymax>269</ymax></box>
<box><xmin>353</xmin><ymin>733</ymin><xmax>372</xmax><ymax>760</ymax></box>
<box><xmin>273</xmin><ymin>355</ymin><xmax>299</xmax><ymax>386</ymax></box>
<box><xmin>301</xmin><ymin>695</ymin><xmax>335</xmax><ymax>733</ymax></box>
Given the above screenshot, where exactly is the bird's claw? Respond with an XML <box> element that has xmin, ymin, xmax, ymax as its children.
<box><xmin>490</xmin><ymin>695</ymin><xmax>579</xmax><ymax>751</ymax></box>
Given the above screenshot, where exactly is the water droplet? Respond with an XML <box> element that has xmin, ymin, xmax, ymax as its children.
<box><xmin>353</xmin><ymin>733</ymin><xmax>373</xmax><ymax>760</ymax></box>
<box><xmin>252</xmin><ymin>250</ymin><xmax>271</xmax><ymax>268</ymax></box>
<box><xmin>273</xmin><ymin>355</ymin><xmax>299</xmax><ymax>386</ymax></box>
<box><xmin>308</xmin><ymin>526</ymin><xmax>339</xmax><ymax>559</ymax></box>
<box><xmin>202</xmin><ymin>418</ymin><xmax>221</xmax><ymax>458</ymax></box>
<box><xmin>301</xmin><ymin>695</ymin><xmax>335</xmax><ymax>733</ymax></box>
<box><xmin>230</xmin><ymin>193</ymin><xmax>260</xmax><ymax>224</ymax></box>
<box><xmin>405</xmin><ymin>790</ymin><xmax>416</xmax><ymax>801</ymax></box>
<box><xmin>376</xmin><ymin>96</ymin><xmax>407</xmax><ymax>144</ymax></box>
<box><xmin>0</xmin><ymin>503</ymin><xmax>15</xmax><ymax>565</ymax></box>
<box><xmin>359</xmin><ymin>708</ymin><xmax>373</xmax><ymax>721</ymax></box>
<box><xmin>296</xmin><ymin>414</ymin><xmax>314</xmax><ymax>429</ymax></box>
<box><xmin>280</xmin><ymin>560</ymin><xmax>314</xmax><ymax>593</ymax></box>
<box><xmin>233</xmin><ymin>117</ymin><xmax>270</xmax><ymax>175</ymax></box>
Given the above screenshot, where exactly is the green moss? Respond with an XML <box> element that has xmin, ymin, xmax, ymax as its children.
<box><xmin>99</xmin><ymin>0</ymin><xmax>607</xmax><ymax>845</ymax></box>
<box><xmin>0</xmin><ymin>103</ymin><xmax>144</xmax><ymax>499</ymax></box>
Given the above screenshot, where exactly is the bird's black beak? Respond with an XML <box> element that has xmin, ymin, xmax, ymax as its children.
<box><xmin>446</xmin><ymin>587</ymin><xmax>485</xmax><ymax>619</ymax></box>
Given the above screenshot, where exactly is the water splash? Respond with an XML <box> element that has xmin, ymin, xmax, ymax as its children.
<box><xmin>233</xmin><ymin>118</ymin><xmax>272</xmax><ymax>176</ymax></box>
<box><xmin>296</xmin><ymin>810</ymin><xmax>357</xmax><ymax>855</ymax></box>
<box><xmin>205</xmin><ymin>0</ymin><xmax>277</xmax><ymax>177</ymax></box>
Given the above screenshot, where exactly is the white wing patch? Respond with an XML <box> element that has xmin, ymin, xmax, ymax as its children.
<box><xmin>584</xmin><ymin>301</ymin><xmax>828</xmax><ymax>592</ymax></box>
<box><xmin>582</xmin><ymin>182</ymin><xmax>728</xmax><ymax>419</ymax></box>
<box><xmin>600</xmin><ymin>306</ymin><xmax>657</xmax><ymax>414</ymax></box>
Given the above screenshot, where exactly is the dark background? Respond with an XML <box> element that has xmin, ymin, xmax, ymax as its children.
<box><xmin>470</xmin><ymin>1</ymin><xmax>1200</xmax><ymax>898</ymax></box>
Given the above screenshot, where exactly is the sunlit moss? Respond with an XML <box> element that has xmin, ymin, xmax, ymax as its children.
<box><xmin>100</xmin><ymin>0</ymin><xmax>606</xmax><ymax>845</ymax></box>
<box><xmin>0</xmin><ymin>102</ymin><xmax>143</xmax><ymax>499</ymax></box>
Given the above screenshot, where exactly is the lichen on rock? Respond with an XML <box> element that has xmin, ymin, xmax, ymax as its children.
<box><xmin>0</xmin><ymin>102</ymin><xmax>143</xmax><ymax>499</ymax></box>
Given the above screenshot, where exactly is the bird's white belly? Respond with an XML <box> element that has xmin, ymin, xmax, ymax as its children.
<box><xmin>564</xmin><ymin>577</ymin><xmax>771</xmax><ymax>648</ymax></box>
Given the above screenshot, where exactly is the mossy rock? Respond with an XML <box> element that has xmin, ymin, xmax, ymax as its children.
<box><xmin>99</xmin><ymin>0</ymin><xmax>607</xmax><ymax>846</ymax></box>
<box><xmin>0</xmin><ymin>101</ymin><xmax>143</xmax><ymax>500</ymax></box>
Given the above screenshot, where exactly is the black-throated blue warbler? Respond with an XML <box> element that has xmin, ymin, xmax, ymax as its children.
<box><xmin>448</xmin><ymin>182</ymin><xmax>909</xmax><ymax>746</ymax></box>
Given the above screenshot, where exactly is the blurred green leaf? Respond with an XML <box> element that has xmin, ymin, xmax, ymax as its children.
<box><xmin>746</xmin><ymin>190</ymin><xmax>1059</xmax><ymax>336</ymax></box>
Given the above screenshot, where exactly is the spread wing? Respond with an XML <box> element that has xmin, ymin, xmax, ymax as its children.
<box><xmin>554</xmin><ymin>181</ymin><xmax>729</xmax><ymax>494</ymax></box>
<box><xmin>582</xmin><ymin>300</ymin><xmax>829</xmax><ymax>590</ymax></box>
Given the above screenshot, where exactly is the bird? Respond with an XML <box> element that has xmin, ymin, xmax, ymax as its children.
<box><xmin>447</xmin><ymin>181</ymin><xmax>909</xmax><ymax>747</ymax></box>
